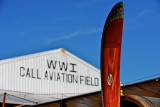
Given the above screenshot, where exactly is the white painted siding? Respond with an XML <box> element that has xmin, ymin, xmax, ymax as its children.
<box><xmin>0</xmin><ymin>48</ymin><xmax>101</xmax><ymax>98</ymax></box>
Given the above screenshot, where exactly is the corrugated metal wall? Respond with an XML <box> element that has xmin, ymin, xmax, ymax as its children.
<box><xmin>0</xmin><ymin>49</ymin><xmax>101</xmax><ymax>98</ymax></box>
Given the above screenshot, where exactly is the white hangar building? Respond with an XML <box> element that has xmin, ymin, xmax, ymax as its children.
<box><xmin>0</xmin><ymin>48</ymin><xmax>101</xmax><ymax>106</ymax></box>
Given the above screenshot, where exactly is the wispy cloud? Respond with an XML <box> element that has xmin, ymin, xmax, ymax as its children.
<box><xmin>138</xmin><ymin>9</ymin><xmax>155</xmax><ymax>17</ymax></box>
<box><xmin>71</xmin><ymin>0</ymin><xmax>105</xmax><ymax>7</ymax></box>
<box><xmin>127</xmin><ymin>9</ymin><xmax>157</xmax><ymax>23</ymax></box>
<box><xmin>46</xmin><ymin>28</ymin><xmax>101</xmax><ymax>44</ymax></box>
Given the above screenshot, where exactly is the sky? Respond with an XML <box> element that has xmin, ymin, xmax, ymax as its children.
<box><xmin>0</xmin><ymin>0</ymin><xmax>160</xmax><ymax>84</ymax></box>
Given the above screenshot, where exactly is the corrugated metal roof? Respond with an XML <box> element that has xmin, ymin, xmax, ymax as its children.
<box><xmin>0</xmin><ymin>48</ymin><xmax>99</xmax><ymax>72</ymax></box>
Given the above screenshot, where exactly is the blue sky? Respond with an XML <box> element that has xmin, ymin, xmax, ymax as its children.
<box><xmin>0</xmin><ymin>0</ymin><xmax>160</xmax><ymax>84</ymax></box>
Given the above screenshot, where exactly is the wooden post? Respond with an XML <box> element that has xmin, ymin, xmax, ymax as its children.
<box><xmin>2</xmin><ymin>93</ymin><xmax>6</xmax><ymax>107</ymax></box>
